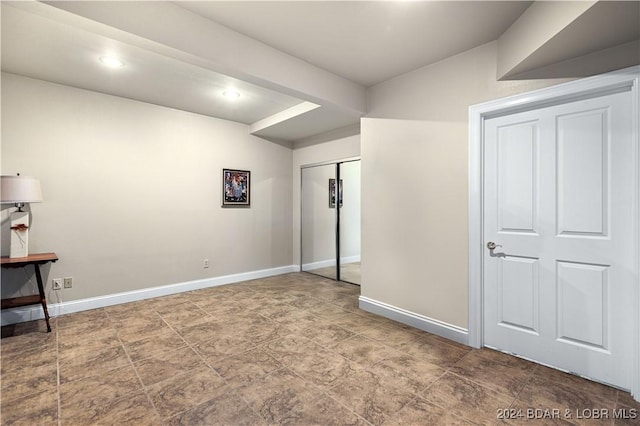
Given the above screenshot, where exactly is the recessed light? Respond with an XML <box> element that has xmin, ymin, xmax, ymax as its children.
<box><xmin>99</xmin><ymin>56</ymin><xmax>125</xmax><ymax>68</ymax></box>
<box><xmin>222</xmin><ymin>90</ymin><xmax>240</xmax><ymax>99</ymax></box>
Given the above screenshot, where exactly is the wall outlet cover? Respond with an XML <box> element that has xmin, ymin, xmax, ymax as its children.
<box><xmin>52</xmin><ymin>278</ymin><xmax>62</xmax><ymax>290</ymax></box>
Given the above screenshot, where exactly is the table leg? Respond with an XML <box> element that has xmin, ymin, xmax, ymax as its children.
<box><xmin>33</xmin><ymin>264</ymin><xmax>52</xmax><ymax>333</ymax></box>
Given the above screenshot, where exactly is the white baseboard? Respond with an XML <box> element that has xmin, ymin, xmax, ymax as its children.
<box><xmin>358</xmin><ymin>296</ymin><xmax>469</xmax><ymax>346</ymax></box>
<box><xmin>1</xmin><ymin>265</ymin><xmax>298</xmax><ymax>326</ymax></box>
<box><xmin>302</xmin><ymin>255</ymin><xmax>361</xmax><ymax>271</ymax></box>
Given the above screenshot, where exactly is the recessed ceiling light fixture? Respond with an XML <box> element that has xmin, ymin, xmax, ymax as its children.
<box><xmin>99</xmin><ymin>55</ymin><xmax>125</xmax><ymax>68</ymax></box>
<box><xmin>222</xmin><ymin>90</ymin><xmax>240</xmax><ymax>100</ymax></box>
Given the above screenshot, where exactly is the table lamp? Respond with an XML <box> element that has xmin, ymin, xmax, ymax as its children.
<box><xmin>1</xmin><ymin>174</ymin><xmax>43</xmax><ymax>258</ymax></box>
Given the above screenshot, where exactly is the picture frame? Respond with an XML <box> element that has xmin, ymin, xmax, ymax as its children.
<box><xmin>329</xmin><ymin>178</ymin><xmax>343</xmax><ymax>208</ymax></box>
<box><xmin>222</xmin><ymin>169</ymin><xmax>250</xmax><ymax>207</ymax></box>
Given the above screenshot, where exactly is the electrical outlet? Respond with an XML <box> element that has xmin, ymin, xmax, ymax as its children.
<box><xmin>63</xmin><ymin>277</ymin><xmax>73</xmax><ymax>288</ymax></box>
<box><xmin>203</xmin><ymin>259</ymin><xmax>210</xmax><ymax>269</ymax></box>
<box><xmin>52</xmin><ymin>278</ymin><xmax>62</xmax><ymax>290</ymax></box>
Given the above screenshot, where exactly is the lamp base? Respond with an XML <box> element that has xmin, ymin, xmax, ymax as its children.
<box><xmin>9</xmin><ymin>211</ymin><xmax>29</xmax><ymax>258</ymax></box>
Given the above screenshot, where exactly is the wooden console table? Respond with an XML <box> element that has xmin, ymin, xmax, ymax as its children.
<box><xmin>1</xmin><ymin>252</ymin><xmax>58</xmax><ymax>332</ymax></box>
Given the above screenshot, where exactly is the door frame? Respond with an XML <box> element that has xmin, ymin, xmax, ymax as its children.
<box><xmin>468</xmin><ymin>66</ymin><xmax>640</xmax><ymax>399</ymax></box>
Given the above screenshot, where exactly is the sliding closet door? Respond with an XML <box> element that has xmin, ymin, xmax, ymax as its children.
<box><xmin>338</xmin><ymin>160</ymin><xmax>361</xmax><ymax>284</ymax></box>
<box><xmin>301</xmin><ymin>164</ymin><xmax>337</xmax><ymax>279</ymax></box>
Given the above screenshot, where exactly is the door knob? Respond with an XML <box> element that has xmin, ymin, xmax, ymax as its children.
<box><xmin>487</xmin><ymin>241</ymin><xmax>501</xmax><ymax>250</ymax></box>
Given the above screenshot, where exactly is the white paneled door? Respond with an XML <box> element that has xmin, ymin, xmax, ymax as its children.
<box><xmin>483</xmin><ymin>90</ymin><xmax>635</xmax><ymax>390</ymax></box>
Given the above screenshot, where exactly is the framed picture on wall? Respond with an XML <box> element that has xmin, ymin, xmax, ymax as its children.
<box><xmin>222</xmin><ymin>169</ymin><xmax>250</xmax><ymax>207</ymax></box>
<box><xmin>329</xmin><ymin>178</ymin><xmax>343</xmax><ymax>208</ymax></box>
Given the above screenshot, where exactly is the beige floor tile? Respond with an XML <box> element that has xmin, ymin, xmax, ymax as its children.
<box><xmin>331</xmin><ymin>334</ymin><xmax>400</xmax><ymax>367</ymax></box>
<box><xmin>56</xmin><ymin>308</ymin><xmax>107</xmax><ymax>329</ymax></box>
<box><xmin>504</xmin><ymin>398</ymin><xmax>577</xmax><ymax>426</ymax></box>
<box><xmin>56</xmin><ymin>317</ymin><xmax>114</xmax><ymax>340</ymax></box>
<box><xmin>59</xmin><ymin>365</ymin><xmax>142</xmax><ymax>411</ymax></box>
<box><xmin>236</xmin><ymin>368</ymin><xmax>364</xmax><ymax>425</ymax></box>
<box><xmin>382</xmin><ymin>397</ymin><xmax>475</xmax><ymax>425</ymax></box>
<box><xmin>449</xmin><ymin>348</ymin><xmax>535</xmax><ymax>397</ymax></box>
<box><xmin>475</xmin><ymin>347</ymin><xmax>537</xmax><ymax>371</ymax></box>
<box><xmin>285</xmin><ymin>344</ymin><xmax>362</xmax><ymax>390</ymax></box>
<box><xmin>285</xmin><ymin>296</ymin><xmax>321</xmax><ymax>310</ymax></box>
<box><xmin>272</xmin><ymin>311</ymin><xmax>326</xmax><ymax>333</ymax></box>
<box><xmin>1</xmin><ymin>363</ymin><xmax>58</xmax><ymax>401</ymax></box>
<box><xmin>60</xmin><ymin>392</ymin><xmax>161</xmax><ymax>426</ymax></box>
<box><xmin>212</xmin><ymin>348</ymin><xmax>283</xmax><ymax>387</ymax></box>
<box><xmin>147</xmin><ymin>293</ymin><xmax>194</xmax><ymax>309</ymax></box>
<box><xmin>356</xmin><ymin>324</ymin><xmax>420</xmax><ymax>349</ymax></box>
<box><xmin>263</xmin><ymin>335</ymin><xmax>316</xmax><ymax>362</ymax></box>
<box><xmin>59</xmin><ymin>345</ymin><xmax>129</xmax><ymax>383</ymax></box>
<box><xmin>328</xmin><ymin>297</ymin><xmax>361</xmax><ymax>313</ymax></box>
<box><xmin>146</xmin><ymin>366</ymin><xmax>227</xmax><ymax>419</ymax></box>
<box><xmin>235</xmin><ymin>368</ymin><xmax>314</xmax><ymax>406</ymax></box>
<box><xmin>0</xmin><ymin>331</ymin><xmax>56</xmax><ymax>358</ymax></box>
<box><xmin>300</xmin><ymin>322</ymin><xmax>355</xmax><ymax>346</ymax></box>
<box><xmin>306</xmin><ymin>302</ymin><xmax>350</xmax><ymax>318</ymax></box>
<box><xmin>236</xmin><ymin>318</ymin><xmax>291</xmax><ymax>345</ymax></box>
<box><xmin>133</xmin><ymin>346</ymin><xmax>206</xmax><ymax>387</ymax></box>
<box><xmin>533</xmin><ymin>364</ymin><xmax>619</xmax><ymax>404</ymax></box>
<box><xmin>421</xmin><ymin>372</ymin><xmax>514</xmax><ymax>426</ymax></box>
<box><xmin>104</xmin><ymin>300</ymin><xmax>156</xmax><ymax>318</ymax></box>
<box><xmin>253</xmin><ymin>303</ymin><xmax>301</xmax><ymax>320</ymax></box>
<box><xmin>166</xmin><ymin>392</ymin><xmax>266</xmax><ymax>426</ymax></box>
<box><xmin>113</xmin><ymin>314</ymin><xmax>171</xmax><ymax>344</ymax></box>
<box><xmin>518</xmin><ymin>374</ymin><xmax>616</xmax><ymax>419</ymax></box>
<box><xmin>172</xmin><ymin>319</ymin><xmax>230</xmax><ymax>345</ymax></box>
<box><xmin>193</xmin><ymin>334</ymin><xmax>256</xmax><ymax>364</ymax></box>
<box><xmin>123</xmin><ymin>328</ymin><xmax>187</xmax><ymax>362</ymax></box>
<box><xmin>57</xmin><ymin>327</ymin><xmax>120</xmax><ymax>361</ymax></box>
<box><xmin>368</xmin><ymin>353</ymin><xmax>445</xmax><ymax>394</ymax></box>
<box><xmin>156</xmin><ymin>304</ymin><xmax>213</xmax><ymax>327</ymax></box>
<box><xmin>613</xmin><ymin>409</ymin><xmax>640</xmax><ymax>426</ymax></box>
<box><xmin>200</xmin><ymin>301</ymin><xmax>252</xmax><ymax>318</ymax></box>
<box><xmin>2</xmin><ymin>272</ymin><xmax>632</xmax><ymax>426</ymax></box>
<box><xmin>0</xmin><ymin>388</ymin><xmax>58</xmax><ymax>425</ymax></box>
<box><xmin>616</xmin><ymin>391</ymin><xmax>640</xmax><ymax>426</ymax></box>
<box><xmin>261</xmin><ymin>389</ymin><xmax>368</xmax><ymax>426</ymax></box>
<box><xmin>1</xmin><ymin>341</ymin><xmax>57</xmax><ymax>372</ymax></box>
<box><xmin>617</xmin><ymin>391</ymin><xmax>640</xmax><ymax>410</ymax></box>
<box><xmin>328</xmin><ymin>366</ymin><xmax>417</xmax><ymax>425</ymax></box>
<box><xmin>397</xmin><ymin>334</ymin><xmax>470</xmax><ymax>368</ymax></box>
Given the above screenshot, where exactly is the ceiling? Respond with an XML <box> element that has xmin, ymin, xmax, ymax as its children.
<box><xmin>2</xmin><ymin>1</ymin><xmax>637</xmax><ymax>146</ymax></box>
<box><xmin>1</xmin><ymin>4</ymin><xmax>304</xmax><ymax>125</ymax></box>
<box><xmin>177</xmin><ymin>1</ymin><xmax>532</xmax><ymax>87</ymax></box>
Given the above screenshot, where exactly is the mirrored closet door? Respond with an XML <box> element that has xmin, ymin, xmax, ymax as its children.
<box><xmin>301</xmin><ymin>159</ymin><xmax>361</xmax><ymax>285</ymax></box>
<box><xmin>338</xmin><ymin>160</ymin><xmax>361</xmax><ymax>285</ymax></box>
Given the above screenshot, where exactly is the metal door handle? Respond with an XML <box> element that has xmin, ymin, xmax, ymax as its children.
<box><xmin>487</xmin><ymin>241</ymin><xmax>501</xmax><ymax>250</ymax></box>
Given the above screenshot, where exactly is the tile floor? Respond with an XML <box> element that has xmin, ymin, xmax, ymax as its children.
<box><xmin>305</xmin><ymin>262</ymin><xmax>361</xmax><ymax>285</ymax></box>
<box><xmin>1</xmin><ymin>272</ymin><xmax>638</xmax><ymax>425</ymax></box>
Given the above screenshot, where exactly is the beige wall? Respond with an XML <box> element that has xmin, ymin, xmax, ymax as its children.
<box><xmin>292</xmin><ymin>135</ymin><xmax>360</xmax><ymax>266</ymax></box>
<box><xmin>363</xmin><ymin>41</ymin><xmax>571</xmax><ymax>329</ymax></box>
<box><xmin>1</xmin><ymin>73</ymin><xmax>293</xmax><ymax>302</ymax></box>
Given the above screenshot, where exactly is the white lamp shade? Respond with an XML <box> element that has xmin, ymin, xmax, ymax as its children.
<box><xmin>1</xmin><ymin>175</ymin><xmax>43</xmax><ymax>204</ymax></box>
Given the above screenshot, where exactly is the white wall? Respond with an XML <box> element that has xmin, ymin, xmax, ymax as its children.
<box><xmin>292</xmin><ymin>135</ymin><xmax>360</xmax><ymax>266</ymax></box>
<box><xmin>1</xmin><ymin>73</ymin><xmax>293</xmax><ymax>302</ymax></box>
<box><xmin>362</xmin><ymin>41</ymin><xmax>571</xmax><ymax>329</ymax></box>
